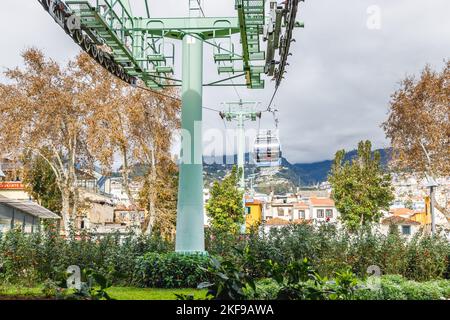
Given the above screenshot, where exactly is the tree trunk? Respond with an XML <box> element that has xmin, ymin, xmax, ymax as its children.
<box><xmin>61</xmin><ymin>188</ymin><xmax>71</xmax><ymax>235</ymax></box>
<box><xmin>119</xmin><ymin>146</ymin><xmax>140</xmax><ymax>230</ymax></box>
<box><xmin>431</xmin><ymin>192</ymin><xmax>450</xmax><ymax>223</ymax></box>
<box><xmin>144</xmin><ymin>150</ymin><xmax>157</xmax><ymax>236</ymax></box>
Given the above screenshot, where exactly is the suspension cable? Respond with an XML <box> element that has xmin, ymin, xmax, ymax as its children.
<box><xmin>266</xmin><ymin>85</ymin><xmax>280</xmax><ymax>112</ymax></box>
<box><xmin>136</xmin><ymin>84</ymin><xmax>222</xmax><ymax>113</ymax></box>
<box><xmin>196</xmin><ymin>0</ymin><xmax>206</xmax><ymax>18</ymax></box>
<box><xmin>194</xmin><ymin>1</ymin><xmax>242</xmax><ymax>102</ymax></box>
<box><xmin>136</xmin><ymin>84</ymin><xmax>181</xmax><ymax>102</ymax></box>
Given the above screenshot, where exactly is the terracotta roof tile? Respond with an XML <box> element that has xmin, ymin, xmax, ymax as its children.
<box><xmin>246</xmin><ymin>198</ymin><xmax>263</xmax><ymax>205</ymax></box>
<box><xmin>265</xmin><ymin>217</ymin><xmax>291</xmax><ymax>226</ymax></box>
<box><xmin>390</xmin><ymin>208</ymin><xmax>414</xmax><ymax>216</ymax></box>
<box><xmin>292</xmin><ymin>219</ymin><xmax>313</xmax><ymax>225</ymax></box>
<box><xmin>381</xmin><ymin>216</ymin><xmax>420</xmax><ymax>226</ymax></box>
<box><xmin>310</xmin><ymin>197</ymin><xmax>335</xmax><ymax>207</ymax></box>
<box><xmin>265</xmin><ymin>218</ymin><xmax>312</xmax><ymax>226</ymax></box>
<box><xmin>294</xmin><ymin>202</ymin><xmax>309</xmax><ymax>209</ymax></box>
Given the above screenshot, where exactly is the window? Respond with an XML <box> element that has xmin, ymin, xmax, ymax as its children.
<box><xmin>277</xmin><ymin>208</ymin><xmax>284</xmax><ymax>217</ymax></box>
<box><xmin>299</xmin><ymin>210</ymin><xmax>306</xmax><ymax>219</ymax></box>
<box><xmin>245</xmin><ymin>207</ymin><xmax>251</xmax><ymax>215</ymax></box>
<box><xmin>326</xmin><ymin>209</ymin><xmax>333</xmax><ymax>218</ymax></box>
<box><xmin>317</xmin><ymin>209</ymin><xmax>324</xmax><ymax>219</ymax></box>
<box><xmin>401</xmin><ymin>225</ymin><xmax>411</xmax><ymax>235</ymax></box>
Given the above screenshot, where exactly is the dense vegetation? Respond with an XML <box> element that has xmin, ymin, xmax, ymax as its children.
<box><xmin>1</xmin><ymin>223</ymin><xmax>448</xmax><ymax>299</ymax></box>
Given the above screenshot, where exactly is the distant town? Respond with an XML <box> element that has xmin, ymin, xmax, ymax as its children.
<box><xmin>2</xmin><ymin>153</ymin><xmax>448</xmax><ymax>240</ymax></box>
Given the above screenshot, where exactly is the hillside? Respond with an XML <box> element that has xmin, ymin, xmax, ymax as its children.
<box><xmin>203</xmin><ymin>148</ymin><xmax>391</xmax><ymax>189</ymax></box>
<box><xmin>120</xmin><ymin>149</ymin><xmax>391</xmax><ymax>191</ymax></box>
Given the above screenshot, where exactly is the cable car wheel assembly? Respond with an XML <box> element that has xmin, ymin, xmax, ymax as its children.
<box><xmin>38</xmin><ymin>0</ymin><xmax>137</xmax><ymax>87</ymax></box>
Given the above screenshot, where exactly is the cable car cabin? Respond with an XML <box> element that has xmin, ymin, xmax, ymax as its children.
<box><xmin>253</xmin><ymin>130</ymin><xmax>282</xmax><ymax>168</ymax></box>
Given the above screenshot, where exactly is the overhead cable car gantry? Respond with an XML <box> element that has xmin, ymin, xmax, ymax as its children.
<box><xmin>38</xmin><ymin>0</ymin><xmax>304</xmax><ymax>253</ymax></box>
<box><xmin>219</xmin><ymin>100</ymin><xmax>262</xmax><ymax>190</ymax></box>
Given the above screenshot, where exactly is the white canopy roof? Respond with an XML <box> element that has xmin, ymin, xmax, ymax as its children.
<box><xmin>0</xmin><ymin>195</ymin><xmax>60</xmax><ymax>219</ymax></box>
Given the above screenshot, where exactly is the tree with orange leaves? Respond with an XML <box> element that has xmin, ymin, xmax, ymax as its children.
<box><xmin>0</xmin><ymin>49</ymin><xmax>180</xmax><ymax>235</ymax></box>
<box><xmin>383</xmin><ymin>61</ymin><xmax>449</xmax><ymax>222</ymax></box>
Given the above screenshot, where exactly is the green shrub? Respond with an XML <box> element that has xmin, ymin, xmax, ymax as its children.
<box><xmin>1</xmin><ymin>223</ymin><xmax>449</xmax><ymax>289</ymax></box>
<box><xmin>379</xmin><ymin>277</ymin><xmax>407</xmax><ymax>300</ymax></box>
<box><xmin>432</xmin><ymin>280</ymin><xmax>450</xmax><ymax>298</ymax></box>
<box><xmin>356</xmin><ymin>275</ymin><xmax>450</xmax><ymax>300</ymax></box>
<box><xmin>252</xmin><ymin>278</ymin><xmax>281</xmax><ymax>300</ymax></box>
<box><xmin>400</xmin><ymin>281</ymin><xmax>443</xmax><ymax>300</ymax></box>
<box><xmin>133</xmin><ymin>252</ymin><xmax>211</xmax><ymax>288</ymax></box>
<box><xmin>0</xmin><ymin>228</ymin><xmax>172</xmax><ymax>286</ymax></box>
<box><xmin>405</xmin><ymin>235</ymin><xmax>449</xmax><ymax>281</ymax></box>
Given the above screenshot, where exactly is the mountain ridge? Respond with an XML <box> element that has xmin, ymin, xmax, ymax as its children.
<box><xmin>203</xmin><ymin>148</ymin><xmax>391</xmax><ymax>187</ymax></box>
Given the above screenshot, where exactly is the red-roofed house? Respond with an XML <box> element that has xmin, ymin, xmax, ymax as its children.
<box><xmin>310</xmin><ymin>197</ymin><xmax>339</xmax><ymax>223</ymax></box>
<box><xmin>380</xmin><ymin>215</ymin><xmax>421</xmax><ymax>238</ymax></box>
<box><xmin>263</xmin><ymin>195</ymin><xmax>340</xmax><ymax>226</ymax></box>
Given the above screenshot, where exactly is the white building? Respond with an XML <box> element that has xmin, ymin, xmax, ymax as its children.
<box><xmin>0</xmin><ymin>182</ymin><xmax>60</xmax><ymax>233</ymax></box>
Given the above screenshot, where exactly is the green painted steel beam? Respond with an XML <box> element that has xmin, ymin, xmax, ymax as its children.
<box><xmin>235</xmin><ymin>0</ymin><xmax>266</xmax><ymax>89</ymax></box>
<box><xmin>139</xmin><ymin>17</ymin><xmax>240</xmax><ymax>40</ymax></box>
<box><xmin>176</xmin><ymin>34</ymin><xmax>205</xmax><ymax>254</ymax></box>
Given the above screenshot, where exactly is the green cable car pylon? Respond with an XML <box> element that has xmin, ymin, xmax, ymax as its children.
<box><xmin>37</xmin><ymin>0</ymin><xmax>304</xmax><ymax>253</ymax></box>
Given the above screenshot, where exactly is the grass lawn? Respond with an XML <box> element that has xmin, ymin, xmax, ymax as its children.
<box><xmin>0</xmin><ymin>285</ymin><xmax>44</xmax><ymax>298</ymax></box>
<box><xmin>106</xmin><ymin>287</ymin><xmax>208</xmax><ymax>300</ymax></box>
<box><xmin>0</xmin><ymin>285</ymin><xmax>207</xmax><ymax>300</ymax></box>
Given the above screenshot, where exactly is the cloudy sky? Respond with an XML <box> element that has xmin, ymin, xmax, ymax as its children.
<box><xmin>1</xmin><ymin>0</ymin><xmax>449</xmax><ymax>163</ymax></box>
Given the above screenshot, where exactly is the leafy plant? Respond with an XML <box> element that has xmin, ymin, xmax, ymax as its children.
<box><xmin>198</xmin><ymin>256</ymin><xmax>256</xmax><ymax>300</ymax></box>
<box><xmin>134</xmin><ymin>252</ymin><xmax>211</xmax><ymax>288</ymax></box>
<box><xmin>64</xmin><ymin>269</ymin><xmax>114</xmax><ymax>300</ymax></box>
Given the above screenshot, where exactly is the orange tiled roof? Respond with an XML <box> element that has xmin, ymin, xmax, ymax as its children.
<box><xmin>246</xmin><ymin>198</ymin><xmax>263</xmax><ymax>205</ymax></box>
<box><xmin>310</xmin><ymin>197</ymin><xmax>335</xmax><ymax>207</ymax></box>
<box><xmin>294</xmin><ymin>202</ymin><xmax>309</xmax><ymax>209</ymax></box>
<box><xmin>381</xmin><ymin>216</ymin><xmax>420</xmax><ymax>226</ymax></box>
<box><xmin>293</xmin><ymin>219</ymin><xmax>313</xmax><ymax>225</ymax></box>
<box><xmin>265</xmin><ymin>217</ymin><xmax>291</xmax><ymax>226</ymax></box>
<box><xmin>390</xmin><ymin>208</ymin><xmax>414</xmax><ymax>216</ymax></box>
<box><xmin>265</xmin><ymin>218</ymin><xmax>312</xmax><ymax>226</ymax></box>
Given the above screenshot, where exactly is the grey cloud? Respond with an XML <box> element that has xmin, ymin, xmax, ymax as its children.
<box><xmin>1</xmin><ymin>0</ymin><xmax>448</xmax><ymax>164</ymax></box>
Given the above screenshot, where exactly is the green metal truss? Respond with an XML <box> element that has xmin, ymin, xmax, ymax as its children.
<box><xmin>236</xmin><ymin>0</ymin><xmax>266</xmax><ymax>89</ymax></box>
<box><xmin>39</xmin><ymin>0</ymin><xmax>282</xmax><ymax>90</ymax></box>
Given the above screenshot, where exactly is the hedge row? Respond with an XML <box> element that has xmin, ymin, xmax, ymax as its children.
<box><xmin>250</xmin><ymin>276</ymin><xmax>450</xmax><ymax>300</ymax></box>
<box><xmin>207</xmin><ymin>224</ymin><xmax>450</xmax><ymax>281</ymax></box>
<box><xmin>1</xmin><ymin>224</ymin><xmax>449</xmax><ymax>288</ymax></box>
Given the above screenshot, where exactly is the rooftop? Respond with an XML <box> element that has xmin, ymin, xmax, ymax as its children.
<box><xmin>294</xmin><ymin>202</ymin><xmax>309</xmax><ymax>209</ymax></box>
<box><xmin>381</xmin><ymin>216</ymin><xmax>420</xmax><ymax>226</ymax></box>
<box><xmin>310</xmin><ymin>197</ymin><xmax>335</xmax><ymax>207</ymax></box>
<box><xmin>0</xmin><ymin>195</ymin><xmax>60</xmax><ymax>219</ymax></box>
<box><xmin>390</xmin><ymin>208</ymin><xmax>415</xmax><ymax>216</ymax></box>
<box><xmin>265</xmin><ymin>217</ymin><xmax>312</xmax><ymax>226</ymax></box>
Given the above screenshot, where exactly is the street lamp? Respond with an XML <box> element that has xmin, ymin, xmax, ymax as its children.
<box><xmin>425</xmin><ymin>175</ymin><xmax>439</xmax><ymax>235</ymax></box>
